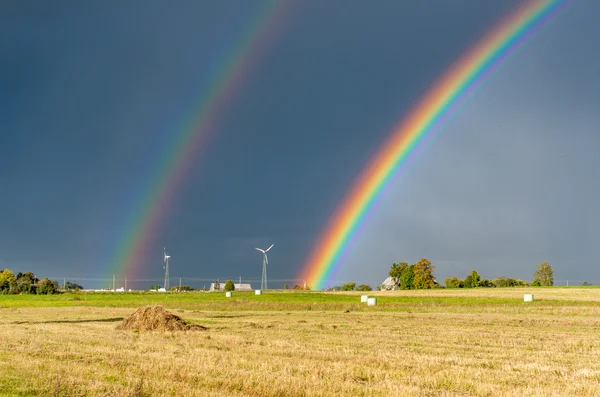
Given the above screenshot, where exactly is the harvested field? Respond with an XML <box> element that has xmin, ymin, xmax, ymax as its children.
<box><xmin>1</xmin><ymin>288</ymin><xmax>600</xmax><ymax>396</ymax></box>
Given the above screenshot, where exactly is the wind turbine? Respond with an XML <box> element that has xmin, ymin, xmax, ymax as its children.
<box><xmin>163</xmin><ymin>247</ymin><xmax>171</xmax><ymax>291</ymax></box>
<box><xmin>255</xmin><ymin>244</ymin><xmax>274</xmax><ymax>290</ymax></box>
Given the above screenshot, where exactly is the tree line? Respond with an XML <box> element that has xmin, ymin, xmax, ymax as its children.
<box><xmin>327</xmin><ymin>282</ymin><xmax>373</xmax><ymax>291</ymax></box>
<box><xmin>0</xmin><ymin>269</ymin><xmax>82</xmax><ymax>295</ymax></box>
<box><xmin>383</xmin><ymin>260</ymin><xmax>557</xmax><ymax>290</ymax></box>
<box><xmin>444</xmin><ymin>262</ymin><xmax>554</xmax><ymax>288</ymax></box>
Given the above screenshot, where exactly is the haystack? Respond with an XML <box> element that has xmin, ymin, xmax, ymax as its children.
<box><xmin>116</xmin><ymin>306</ymin><xmax>206</xmax><ymax>331</ymax></box>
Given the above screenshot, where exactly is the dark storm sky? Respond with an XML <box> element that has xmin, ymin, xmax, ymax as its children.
<box><xmin>1</xmin><ymin>1</ymin><xmax>598</xmax><ymax>289</ymax></box>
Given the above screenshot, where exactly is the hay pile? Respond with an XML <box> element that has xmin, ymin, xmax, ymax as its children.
<box><xmin>116</xmin><ymin>306</ymin><xmax>206</xmax><ymax>331</ymax></box>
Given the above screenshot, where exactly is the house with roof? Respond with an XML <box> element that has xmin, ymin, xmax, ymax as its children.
<box><xmin>379</xmin><ymin>276</ymin><xmax>398</xmax><ymax>291</ymax></box>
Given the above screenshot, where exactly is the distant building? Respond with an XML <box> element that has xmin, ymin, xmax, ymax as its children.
<box><xmin>209</xmin><ymin>283</ymin><xmax>253</xmax><ymax>292</ymax></box>
<box><xmin>379</xmin><ymin>276</ymin><xmax>398</xmax><ymax>291</ymax></box>
<box><xmin>379</xmin><ymin>276</ymin><xmax>439</xmax><ymax>290</ymax></box>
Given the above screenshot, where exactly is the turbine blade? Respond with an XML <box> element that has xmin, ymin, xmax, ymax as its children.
<box><xmin>255</xmin><ymin>248</ymin><xmax>265</xmax><ymax>253</ymax></box>
<box><xmin>265</xmin><ymin>244</ymin><xmax>274</xmax><ymax>252</ymax></box>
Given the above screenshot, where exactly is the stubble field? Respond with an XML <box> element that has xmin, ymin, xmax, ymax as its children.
<box><xmin>1</xmin><ymin>288</ymin><xmax>600</xmax><ymax>396</ymax></box>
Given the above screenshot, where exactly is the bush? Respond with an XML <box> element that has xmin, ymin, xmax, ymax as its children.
<box><xmin>479</xmin><ymin>278</ymin><xmax>495</xmax><ymax>288</ymax></box>
<box><xmin>492</xmin><ymin>277</ymin><xmax>529</xmax><ymax>288</ymax></box>
<box><xmin>283</xmin><ymin>284</ymin><xmax>289</xmax><ymax>290</ymax></box>
<box><xmin>583</xmin><ymin>281</ymin><xmax>592</xmax><ymax>286</ymax></box>
<box><xmin>224</xmin><ymin>280</ymin><xmax>235</xmax><ymax>291</ymax></box>
<box><xmin>357</xmin><ymin>284</ymin><xmax>372</xmax><ymax>291</ymax></box>
<box><xmin>444</xmin><ymin>277</ymin><xmax>463</xmax><ymax>289</ymax></box>
<box><xmin>170</xmin><ymin>285</ymin><xmax>192</xmax><ymax>291</ymax></box>
<box><xmin>340</xmin><ymin>282</ymin><xmax>356</xmax><ymax>291</ymax></box>
<box><xmin>64</xmin><ymin>281</ymin><xmax>83</xmax><ymax>291</ymax></box>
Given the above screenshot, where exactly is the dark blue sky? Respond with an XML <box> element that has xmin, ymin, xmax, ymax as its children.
<box><xmin>2</xmin><ymin>1</ymin><xmax>598</xmax><ymax>289</ymax></box>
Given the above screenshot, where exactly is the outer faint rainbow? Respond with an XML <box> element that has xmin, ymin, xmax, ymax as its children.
<box><xmin>299</xmin><ymin>0</ymin><xmax>569</xmax><ymax>290</ymax></box>
<box><xmin>109</xmin><ymin>1</ymin><xmax>292</xmax><ymax>284</ymax></box>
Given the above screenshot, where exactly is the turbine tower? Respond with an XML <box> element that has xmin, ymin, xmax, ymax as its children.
<box><xmin>163</xmin><ymin>247</ymin><xmax>171</xmax><ymax>291</ymax></box>
<box><xmin>255</xmin><ymin>244</ymin><xmax>274</xmax><ymax>290</ymax></box>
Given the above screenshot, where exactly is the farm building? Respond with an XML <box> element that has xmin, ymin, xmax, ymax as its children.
<box><xmin>379</xmin><ymin>276</ymin><xmax>398</xmax><ymax>291</ymax></box>
<box><xmin>209</xmin><ymin>283</ymin><xmax>253</xmax><ymax>292</ymax></box>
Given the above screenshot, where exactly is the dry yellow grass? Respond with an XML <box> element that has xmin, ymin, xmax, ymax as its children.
<box><xmin>1</xmin><ymin>289</ymin><xmax>600</xmax><ymax>396</ymax></box>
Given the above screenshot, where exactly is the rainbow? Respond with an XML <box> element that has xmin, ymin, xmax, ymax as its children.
<box><xmin>109</xmin><ymin>1</ymin><xmax>292</xmax><ymax>284</ymax></box>
<box><xmin>298</xmin><ymin>0</ymin><xmax>569</xmax><ymax>290</ymax></box>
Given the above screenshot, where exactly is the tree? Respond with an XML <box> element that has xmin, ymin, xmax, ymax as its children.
<box><xmin>149</xmin><ymin>284</ymin><xmax>160</xmax><ymax>290</ymax></box>
<box><xmin>400</xmin><ymin>265</ymin><xmax>415</xmax><ymax>290</ymax></box>
<box><xmin>340</xmin><ymin>282</ymin><xmax>356</xmax><ymax>291</ymax></box>
<box><xmin>583</xmin><ymin>281</ymin><xmax>592</xmax><ymax>286</ymax></box>
<box><xmin>170</xmin><ymin>285</ymin><xmax>192</xmax><ymax>291</ymax></box>
<box><xmin>15</xmin><ymin>271</ymin><xmax>39</xmax><ymax>294</ymax></box>
<box><xmin>412</xmin><ymin>258</ymin><xmax>435</xmax><ymax>289</ymax></box>
<box><xmin>214</xmin><ymin>280</ymin><xmax>220</xmax><ymax>291</ymax></box>
<box><xmin>357</xmin><ymin>284</ymin><xmax>372</xmax><ymax>291</ymax></box>
<box><xmin>283</xmin><ymin>284</ymin><xmax>289</xmax><ymax>290</ymax></box>
<box><xmin>38</xmin><ymin>278</ymin><xmax>58</xmax><ymax>295</ymax></box>
<box><xmin>224</xmin><ymin>280</ymin><xmax>235</xmax><ymax>291</ymax></box>
<box><xmin>389</xmin><ymin>262</ymin><xmax>409</xmax><ymax>288</ymax></box>
<box><xmin>0</xmin><ymin>269</ymin><xmax>16</xmax><ymax>293</ymax></box>
<box><xmin>533</xmin><ymin>262</ymin><xmax>554</xmax><ymax>286</ymax></box>
<box><xmin>463</xmin><ymin>270</ymin><xmax>481</xmax><ymax>288</ymax></box>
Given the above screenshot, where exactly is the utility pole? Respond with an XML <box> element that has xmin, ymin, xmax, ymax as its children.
<box><xmin>179</xmin><ymin>277</ymin><xmax>182</xmax><ymax>291</ymax></box>
<box><xmin>112</xmin><ymin>274</ymin><xmax>115</xmax><ymax>291</ymax></box>
<box><xmin>125</xmin><ymin>277</ymin><xmax>127</xmax><ymax>291</ymax></box>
